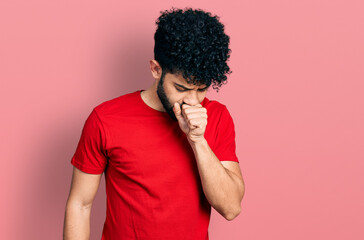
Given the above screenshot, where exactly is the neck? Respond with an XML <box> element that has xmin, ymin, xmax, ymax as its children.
<box><xmin>141</xmin><ymin>82</ymin><xmax>166</xmax><ymax>112</ymax></box>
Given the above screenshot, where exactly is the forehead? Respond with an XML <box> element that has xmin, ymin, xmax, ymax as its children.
<box><xmin>166</xmin><ymin>72</ymin><xmax>207</xmax><ymax>88</ymax></box>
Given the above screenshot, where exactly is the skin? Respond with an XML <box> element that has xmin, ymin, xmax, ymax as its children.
<box><xmin>156</xmin><ymin>71</ymin><xmax>208</xmax><ymax>122</ymax></box>
<box><xmin>142</xmin><ymin>59</ymin><xmax>245</xmax><ymax>220</ymax></box>
<box><xmin>142</xmin><ymin>64</ymin><xmax>208</xmax><ymax>120</ymax></box>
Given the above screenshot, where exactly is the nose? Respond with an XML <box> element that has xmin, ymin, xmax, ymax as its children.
<box><xmin>183</xmin><ymin>91</ymin><xmax>199</xmax><ymax>106</ymax></box>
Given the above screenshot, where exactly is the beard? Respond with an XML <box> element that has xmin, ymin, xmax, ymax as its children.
<box><xmin>156</xmin><ymin>71</ymin><xmax>180</xmax><ymax>121</ymax></box>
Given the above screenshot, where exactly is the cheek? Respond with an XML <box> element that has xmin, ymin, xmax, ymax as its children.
<box><xmin>198</xmin><ymin>92</ymin><xmax>207</xmax><ymax>102</ymax></box>
<box><xmin>171</xmin><ymin>93</ymin><xmax>185</xmax><ymax>105</ymax></box>
<box><xmin>164</xmin><ymin>88</ymin><xmax>183</xmax><ymax>104</ymax></box>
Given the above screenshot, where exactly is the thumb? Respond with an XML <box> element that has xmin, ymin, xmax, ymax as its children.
<box><xmin>173</xmin><ymin>102</ymin><xmax>183</xmax><ymax>121</ymax></box>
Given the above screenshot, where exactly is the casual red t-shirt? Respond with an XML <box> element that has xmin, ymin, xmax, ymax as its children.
<box><xmin>71</xmin><ymin>90</ymin><xmax>239</xmax><ymax>240</ymax></box>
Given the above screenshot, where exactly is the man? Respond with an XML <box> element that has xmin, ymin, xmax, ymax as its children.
<box><xmin>63</xmin><ymin>7</ymin><xmax>245</xmax><ymax>240</ymax></box>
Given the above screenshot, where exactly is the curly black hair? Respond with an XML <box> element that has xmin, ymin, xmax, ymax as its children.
<box><xmin>154</xmin><ymin>7</ymin><xmax>232</xmax><ymax>92</ymax></box>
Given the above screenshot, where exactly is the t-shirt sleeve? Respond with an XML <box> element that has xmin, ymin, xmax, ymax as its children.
<box><xmin>70</xmin><ymin>108</ymin><xmax>108</xmax><ymax>174</ymax></box>
<box><xmin>213</xmin><ymin>105</ymin><xmax>239</xmax><ymax>163</ymax></box>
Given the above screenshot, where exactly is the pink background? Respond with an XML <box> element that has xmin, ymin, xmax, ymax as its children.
<box><xmin>1</xmin><ymin>0</ymin><xmax>363</xmax><ymax>239</ymax></box>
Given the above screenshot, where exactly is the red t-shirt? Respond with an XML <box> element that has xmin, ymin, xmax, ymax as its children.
<box><xmin>71</xmin><ymin>90</ymin><xmax>239</xmax><ymax>240</ymax></box>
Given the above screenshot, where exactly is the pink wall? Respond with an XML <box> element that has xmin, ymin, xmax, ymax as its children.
<box><xmin>1</xmin><ymin>0</ymin><xmax>363</xmax><ymax>239</ymax></box>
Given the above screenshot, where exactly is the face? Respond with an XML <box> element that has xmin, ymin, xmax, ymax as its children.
<box><xmin>157</xmin><ymin>71</ymin><xmax>209</xmax><ymax>121</ymax></box>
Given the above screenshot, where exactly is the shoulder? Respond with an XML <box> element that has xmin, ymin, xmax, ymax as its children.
<box><xmin>202</xmin><ymin>97</ymin><xmax>229</xmax><ymax>120</ymax></box>
<box><xmin>203</xmin><ymin>97</ymin><xmax>237</xmax><ymax>132</ymax></box>
<box><xmin>92</xmin><ymin>90</ymin><xmax>140</xmax><ymax>117</ymax></box>
<box><xmin>203</xmin><ymin>97</ymin><xmax>236</xmax><ymax>150</ymax></box>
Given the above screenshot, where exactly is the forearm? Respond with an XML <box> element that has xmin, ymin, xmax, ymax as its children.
<box><xmin>63</xmin><ymin>201</ymin><xmax>92</xmax><ymax>240</ymax></box>
<box><xmin>190</xmin><ymin>138</ymin><xmax>243</xmax><ymax>220</ymax></box>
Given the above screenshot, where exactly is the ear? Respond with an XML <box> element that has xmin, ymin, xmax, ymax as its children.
<box><xmin>150</xmin><ymin>60</ymin><xmax>162</xmax><ymax>80</ymax></box>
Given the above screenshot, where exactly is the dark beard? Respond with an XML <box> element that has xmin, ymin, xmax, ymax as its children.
<box><xmin>156</xmin><ymin>70</ymin><xmax>179</xmax><ymax>121</ymax></box>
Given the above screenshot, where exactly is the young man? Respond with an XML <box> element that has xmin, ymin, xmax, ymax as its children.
<box><xmin>64</xmin><ymin>7</ymin><xmax>245</xmax><ymax>240</ymax></box>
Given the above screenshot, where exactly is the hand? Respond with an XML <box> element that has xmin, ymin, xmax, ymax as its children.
<box><xmin>173</xmin><ymin>102</ymin><xmax>208</xmax><ymax>143</ymax></box>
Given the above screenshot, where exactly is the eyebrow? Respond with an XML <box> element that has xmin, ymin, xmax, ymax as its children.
<box><xmin>174</xmin><ymin>83</ymin><xmax>209</xmax><ymax>90</ymax></box>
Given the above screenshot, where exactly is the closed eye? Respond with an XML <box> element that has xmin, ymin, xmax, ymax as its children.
<box><xmin>175</xmin><ymin>84</ymin><xmax>208</xmax><ymax>92</ymax></box>
<box><xmin>198</xmin><ymin>87</ymin><xmax>208</xmax><ymax>92</ymax></box>
<box><xmin>176</xmin><ymin>87</ymin><xmax>186</xmax><ymax>92</ymax></box>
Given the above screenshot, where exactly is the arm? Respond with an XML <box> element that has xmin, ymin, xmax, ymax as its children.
<box><xmin>63</xmin><ymin>166</ymin><xmax>103</xmax><ymax>240</ymax></box>
<box><xmin>173</xmin><ymin>102</ymin><xmax>245</xmax><ymax>221</ymax></box>
<box><xmin>190</xmin><ymin>139</ymin><xmax>245</xmax><ymax>220</ymax></box>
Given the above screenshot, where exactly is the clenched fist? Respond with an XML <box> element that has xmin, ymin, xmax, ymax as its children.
<box><xmin>173</xmin><ymin>102</ymin><xmax>208</xmax><ymax>144</ymax></box>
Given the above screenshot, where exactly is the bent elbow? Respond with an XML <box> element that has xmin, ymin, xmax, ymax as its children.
<box><xmin>224</xmin><ymin>206</ymin><xmax>241</xmax><ymax>221</ymax></box>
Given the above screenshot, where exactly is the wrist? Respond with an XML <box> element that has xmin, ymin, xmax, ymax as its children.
<box><xmin>188</xmin><ymin>137</ymin><xmax>207</xmax><ymax>147</ymax></box>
